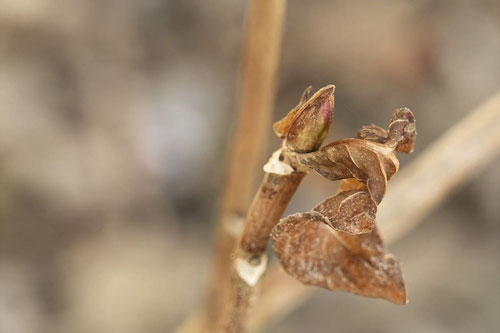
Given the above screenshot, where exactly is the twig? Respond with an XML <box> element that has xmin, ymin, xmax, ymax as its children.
<box><xmin>220</xmin><ymin>172</ymin><xmax>305</xmax><ymax>332</ymax></box>
<box><xmin>220</xmin><ymin>0</ymin><xmax>287</xmax><ymax>219</ymax></box>
<box><xmin>249</xmin><ymin>90</ymin><xmax>500</xmax><ymax>331</ymax></box>
<box><xmin>197</xmin><ymin>0</ymin><xmax>287</xmax><ymax>331</ymax></box>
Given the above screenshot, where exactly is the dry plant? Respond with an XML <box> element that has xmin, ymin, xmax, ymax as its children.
<box><xmin>176</xmin><ymin>1</ymin><xmax>500</xmax><ymax>332</ymax></box>
<box><xmin>178</xmin><ymin>88</ymin><xmax>500</xmax><ymax>332</ymax></box>
<box><xmin>248</xmin><ymin>89</ymin><xmax>500</xmax><ymax>331</ymax></box>
<box><xmin>217</xmin><ymin>84</ymin><xmax>417</xmax><ymax>331</ymax></box>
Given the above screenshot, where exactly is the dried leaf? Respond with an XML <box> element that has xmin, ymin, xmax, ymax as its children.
<box><xmin>287</xmin><ymin>110</ymin><xmax>417</xmax><ymax>236</ymax></box>
<box><xmin>299</xmin><ymin>138</ymin><xmax>402</xmax><ymax>203</ymax></box>
<box><xmin>298</xmin><ymin>107</ymin><xmax>416</xmax><ymax>184</ymax></box>
<box><xmin>357</xmin><ymin>124</ymin><xmax>389</xmax><ymax>143</ymax></box>
<box><xmin>388</xmin><ymin>108</ymin><xmax>417</xmax><ymax>153</ymax></box>
<box><xmin>338</xmin><ymin>177</ymin><xmax>366</xmax><ymax>192</ymax></box>
<box><xmin>297</xmin><ymin>144</ymin><xmax>359</xmax><ymax>181</ymax></box>
<box><xmin>343</xmin><ymin>144</ymin><xmax>388</xmax><ymax>204</ymax></box>
<box><xmin>271</xmin><ymin>212</ymin><xmax>407</xmax><ymax>304</ymax></box>
<box><xmin>313</xmin><ymin>189</ymin><xmax>377</xmax><ymax>234</ymax></box>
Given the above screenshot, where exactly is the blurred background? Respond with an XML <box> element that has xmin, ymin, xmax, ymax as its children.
<box><xmin>1</xmin><ymin>0</ymin><xmax>499</xmax><ymax>332</ymax></box>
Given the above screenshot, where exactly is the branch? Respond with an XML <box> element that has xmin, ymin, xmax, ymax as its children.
<box><xmin>221</xmin><ymin>0</ymin><xmax>287</xmax><ymax>218</ymax></box>
<box><xmin>250</xmin><ymin>90</ymin><xmax>500</xmax><ymax>331</ymax></box>
<box><xmin>199</xmin><ymin>0</ymin><xmax>287</xmax><ymax>331</ymax></box>
<box><xmin>220</xmin><ymin>172</ymin><xmax>305</xmax><ymax>332</ymax></box>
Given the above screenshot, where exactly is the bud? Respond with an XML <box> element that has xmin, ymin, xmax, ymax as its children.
<box><xmin>285</xmin><ymin>85</ymin><xmax>335</xmax><ymax>153</ymax></box>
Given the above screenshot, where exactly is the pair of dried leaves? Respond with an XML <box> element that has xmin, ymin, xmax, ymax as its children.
<box><xmin>270</xmin><ymin>86</ymin><xmax>416</xmax><ymax>304</ymax></box>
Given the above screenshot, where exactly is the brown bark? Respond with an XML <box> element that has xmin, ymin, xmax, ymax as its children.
<box><xmin>219</xmin><ymin>171</ymin><xmax>305</xmax><ymax>332</ymax></box>
<box><xmin>240</xmin><ymin>172</ymin><xmax>306</xmax><ymax>259</ymax></box>
<box><xmin>200</xmin><ymin>0</ymin><xmax>287</xmax><ymax>331</ymax></box>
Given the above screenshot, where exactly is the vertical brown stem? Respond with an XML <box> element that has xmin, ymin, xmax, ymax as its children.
<box><xmin>220</xmin><ymin>171</ymin><xmax>305</xmax><ymax>332</ymax></box>
<box><xmin>239</xmin><ymin>173</ymin><xmax>306</xmax><ymax>259</ymax></box>
<box><xmin>221</xmin><ymin>0</ymin><xmax>287</xmax><ymax>218</ymax></box>
<box><xmin>176</xmin><ymin>1</ymin><xmax>287</xmax><ymax>332</ymax></box>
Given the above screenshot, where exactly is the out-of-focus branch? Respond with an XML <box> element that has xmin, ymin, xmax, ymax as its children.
<box><xmin>251</xmin><ymin>91</ymin><xmax>500</xmax><ymax>331</ymax></box>
<box><xmin>176</xmin><ymin>1</ymin><xmax>287</xmax><ymax>332</ymax></box>
<box><xmin>221</xmin><ymin>0</ymin><xmax>287</xmax><ymax>218</ymax></box>
<box><xmin>378</xmin><ymin>92</ymin><xmax>500</xmax><ymax>242</ymax></box>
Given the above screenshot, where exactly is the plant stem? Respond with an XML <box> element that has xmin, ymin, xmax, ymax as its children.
<box><xmin>220</xmin><ymin>171</ymin><xmax>305</xmax><ymax>332</ymax></box>
<box><xmin>240</xmin><ymin>172</ymin><xmax>306</xmax><ymax>259</ymax></box>
<box><xmin>221</xmin><ymin>0</ymin><xmax>287</xmax><ymax>219</ymax></box>
<box><xmin>178</xmin><ymin>1</ymin><xmax>287</xmax><ymax>332</ymax></box>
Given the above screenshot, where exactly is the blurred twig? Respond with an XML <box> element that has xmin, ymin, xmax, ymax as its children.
<box><xmin>220</xmin><ymin>0</ymin><xmax>287</xmax><ymax>218</ymax></box>
<box><xmin>378</xmin><ymin>92</ymin><xmax>500</xmax><ymax>243</ymax></box>
<box><xmin>177</xmin><ymin>0</ymin><xmax>287</xmax><ymax>331</ymax></box>
<box><xmin>249</xmin><ymin>90</ymin><xmax>500</xmax><ymax>331</ymax></box>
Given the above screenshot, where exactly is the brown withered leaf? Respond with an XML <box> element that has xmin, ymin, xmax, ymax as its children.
<box><xmin>338</xmin><ymin>177</ymin><xmax>366</xmax><ymax>192</ymax></box>
<box><xmin>298</xmin><ymin>107</ymin><xmax>416</xmax><ymax>200</ymax></box>
<box><xmin>340</xmin><ymin>144</ymin><xmax>388</xmax><ymax>205</ymax></box>
<box><xmin>299</xmin><ymin>139</ymin><xmax>398</xmax><ymax>204</ymax></box>
<box><xmin>357</xmin><ymin>124</ymin><xmax>389</xmax><ymax>143</ymax></box>
<box><xmin>388</xmin><ymin>108</ymin><xmax>417</xmax><ymax>153</ymax></box>
<box><xmin>271</xmin><ymin>212</ymin><xmax>407</xmax><ymax>304</ymax></box>
<box><xmin>313</xmin><ymin>188</ymin><xmax>377</xmax><ymax>234</ymax></box>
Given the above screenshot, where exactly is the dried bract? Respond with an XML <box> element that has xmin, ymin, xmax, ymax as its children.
<box><xmin>295</xmin><ymin>140</ymin><xmax>396</xmax><ymax>234</ymax></box>
<box><xmin>292</xmin><ymin>109</ymin><xmax>416</xmax><ymax>234</ymax></box>
<box><xmin>357</xmin><ymin>124</ymin><xmax>389</xmax><ymax>143</ymax></box>
<box><xmin>388</xmin><ymin>108</ymin><xmax>417</xmax><ymax>153</ymax></box>
<box><xmin>313</xmin><ymin>189</ymin><xmax>377</xmax><ymax>234</ymax></box>
<box><xmin>271</xmin><ymin>212</ymin><xmax>407</xmax><ymax>304</ymax></box>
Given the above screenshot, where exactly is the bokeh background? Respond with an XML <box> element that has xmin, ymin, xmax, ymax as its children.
<box><xmin>1</xmin><ymin>1</ymin><xmax>499</xmax><ymax>332</ymax></box>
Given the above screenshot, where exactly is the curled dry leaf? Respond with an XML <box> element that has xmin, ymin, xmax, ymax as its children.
<box><xmin>388</xmin><ymin>108</ymin><xmax>417</xmax><ymax>154</ymax></box>
<box><xmin>295</xmin><ymin>140</ymin><xmax>396</xmax><ymax>234</ymax></box>
<box><xmin>313</xmin><ymin>188</ymin><xmax>377</xmax><ymax>234</ymax></box>
<box><xmin>298</xmin><ymin>108</ymin><xmax>416</xmax><ymax>185</ymax></box>
<box><xmin>357</xmin><ymin>124</ymin><xmax>389</xmax><ymax>143</ymax></box>
<box><xmin>291</xmin><ymin>108</ymin><xmax>416</xmax><ymax>234</ymax></box>
<box><xmin>271</xmin><ymin>212</ymin><xmax>407</xmax><ymax>304</ymax></box>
